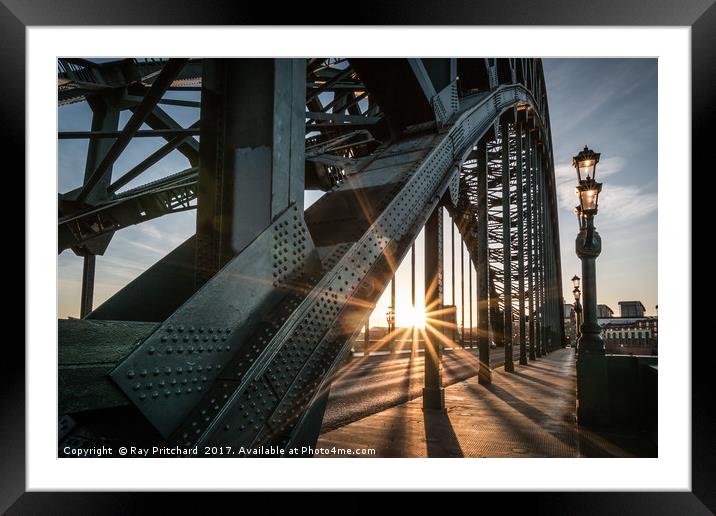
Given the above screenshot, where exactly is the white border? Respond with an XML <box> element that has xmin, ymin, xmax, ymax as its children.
<box><xmin>28</xmin><ymin>27</ymin><xmax>691</xmax><ymax>491</ymax></box>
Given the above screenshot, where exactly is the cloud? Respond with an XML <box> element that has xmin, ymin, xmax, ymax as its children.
<box><xmin>555</xmin><ymin>155</ymin><xmax>627</xmax><ymax>209</ymax></box>
<box><xmin>594</xmin><ymin>184</ymin><xmax>657</xmax><ymax>228</ymax></box>
<box><xmin>555</xmin><ymin>154</ymin><xmax>656</xmax><ymax>228</ymax></box>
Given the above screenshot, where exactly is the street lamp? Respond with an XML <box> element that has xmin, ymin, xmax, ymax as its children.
<box><xmin>573</xmin><ymin>145</ymin><xmax>603</xmax><ymax>354</ymax></box>
<box><xmin>572</xmin><ymin>284</ymin><xmax>582</xmax><ymax>349</ymax></box>
<box><xmin>574</xmin><ymin>145</ymin><xmax>600</xmax><ymax>182</ymax></box>
<box><xmin>573</xmin><ymin>145</ymin><xmax>608</xmax><ymax>425</ymax></box>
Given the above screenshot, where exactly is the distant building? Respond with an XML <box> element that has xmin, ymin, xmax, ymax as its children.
<box><xmin>564</xmin><ymin>303</ymin><xmax>575</xmax><ymax>320</ymax></box>
<box><xmin>597</xmin><ymin>304</ymin><xmax>614</xmax><ymax>318</ymax></box>
<box><xmin>619</xmin><ymin>300</ymin><xmax>646</xmax><ymax>318</ymax></box>
<box><xmin>602</xmin><ymin>317</ymin><xmax>658</xmax><ymax>356</ymax></box>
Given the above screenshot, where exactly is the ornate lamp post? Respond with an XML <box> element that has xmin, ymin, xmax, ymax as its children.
<box><xmin>573</xmin><ymin>146</ymin><xmax>603</xmax><ymax>354</ymax></box>
<box><xmin>571</xmin><ymin>275</ymin><xmax>582</xmax><ymax>350</ymax></box>
<box><xmin>572</xmin><ymin>145</ymin><xmax>609</xmax><ymax>425</ymax></box>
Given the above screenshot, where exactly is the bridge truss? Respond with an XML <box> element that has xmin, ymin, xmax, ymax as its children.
<box><xmin>57</xmin><ymin>57</ymin><xmax>565</xmax><ymax>453</ymax></box>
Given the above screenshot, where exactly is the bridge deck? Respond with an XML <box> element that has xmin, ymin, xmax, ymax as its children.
<box><xmin>317</xmin><ymin>348</ymin><xmax>653</xmax><ymax>458</ymax></box>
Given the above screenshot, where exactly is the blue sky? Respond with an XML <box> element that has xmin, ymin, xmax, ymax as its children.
<box><xmin>58</xmin><ymin>58</ymin><xmax>658</xmax><ymax>322</ymax></box>
<box><xmin>542</xmin><ymin>58</ymin><xmax>658</xmax><ymax>316</ymax></box>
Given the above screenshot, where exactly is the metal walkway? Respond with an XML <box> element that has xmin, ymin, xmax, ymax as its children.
<box><xmin>317</xmin><ymin>348</ymin><xmax>654</xmax><ymax>458</ymax></box>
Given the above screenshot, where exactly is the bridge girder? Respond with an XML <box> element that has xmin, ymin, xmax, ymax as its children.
<box><xmin>57</xmin><ymin>57</ymin><xmax>565</xmax><ymax>453</ymax></box>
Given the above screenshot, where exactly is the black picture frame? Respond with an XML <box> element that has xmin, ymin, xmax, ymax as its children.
<box><xmin>6</xmin><ymin>0</ymin><xmax>707</xmax><ymax>511</ymax></box>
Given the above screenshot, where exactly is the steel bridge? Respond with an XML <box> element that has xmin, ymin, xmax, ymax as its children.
<box><xmin>57</xmin><ymin>57</ymin><xmax>565</xmax><ymax>455</ymax></box>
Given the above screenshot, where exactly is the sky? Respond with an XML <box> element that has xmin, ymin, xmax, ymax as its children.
<box><xmin>542</xmin><ymin>58</ymin><xmax>658</xmax><ymax>317</ymax></box>
<box><xmin>58</xmin><ymin>58</ymin><xmax>658</xmax><ymax>326</ymax></box>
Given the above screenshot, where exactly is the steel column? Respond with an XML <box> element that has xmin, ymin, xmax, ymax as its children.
<box><xmin>460</xmin><ymin>238</ymin><xmax>465</xmax><ymax>347</ymax></box>
<box><xmin>365</xmin><ymin>321</ymin><xmax>370</xmax><ymax>357</ymax></box>
<box><xmin>390</xmin><ymin>277</ymin><xmax>396</xmax><ymax>353</ymax></box>
<box><xmin>195</xmin><ymin>58</ymin><xmax>306</xmax><ymax>284</ymax></box>
<box><xmin>476</xmin><ymin>140</ymin><xmax>491</xmax><ymax>384</ymax></box>
<box><xmin>516</xmin><ymin>119</ymin><xmax>527</xmax><ymax>365</ymax></box>
<box><xmin>423</xmin><ymin>206</ymin><xmax>445</xmax><ymax>409</ymax></box>
<box><xmin>526</xmin><ymin>127</ymin><xmax>536</xmax><ymax>361</ymax></box>
<box><xmin>537</xmin><ymin>149</ymin><xmax>547</xmax><ymax>355</ymax></box>
<box><xmin>411</xmin><ymin>243</ymin><xmax>417</xmax><ymax>356</ymax></box>
<box><xmin>80</xmin><ymin>255</ymin><xmax>96</xmax><ymax>318</ymax></box>
<box><xmin>533</xmin><ymin>132</ymin><xmax>543</xmax><ymax>358</ymax></box>
<box><xmin>451</xmin><ymin>223</ymin><xmax>456</xmax><ymax>346</ymax></box>
<box><xmin>501</xmin><ymin>118</ymin><xmax>514</xmax><ymax>372</ymax></box>
<box><xmin>468</xmin><ymin>255</ymin><xmax>473</xmax><ymax>347</ymax></box>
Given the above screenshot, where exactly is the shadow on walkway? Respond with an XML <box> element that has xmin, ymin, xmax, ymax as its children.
<box><xmin>423</xmin><ymin>409</ymin><xmax>464</xmax><ymax>458</ymax></box>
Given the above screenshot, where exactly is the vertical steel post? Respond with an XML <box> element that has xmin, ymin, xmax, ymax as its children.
<box><xmin>516</xmin><ymin>118</ymin><xmax>527</xmax><ymax>365</ymax></box>
<box><xmin>411</xmin><ymin>243</ymin><xmax>417</xmax><ymax>356</ymax></box>
<box><xmin>80</xmin><ymin>255</ymin><xmax>96</xmax><ymax>318</ymax></box>
<box><xmin>543</xmin><ymin>154</ymin><xmax>551</xmax><ymax>353</ymax></box>
<box><xmin>534</xmin><ymin>143</ymin><xmax>544</xmax><ymax>357</ymax></box>
<box><xmin>476</xmin><ymin>140</ymin><xmax>491</xmax><ymax>384</ymax></box>
<box><xmin>460</xmin><ymin>238</ymin><xmax>465</xmax><ymax>347</ymax></box>
<box><xmin>526</xmin><ymin>125</ymin><xmax>536</xmax><ymax>361</ymax></box>
<box><xmin>537</xmin><ymin>151</ymin><xmax>548</xmax><ymax>355</ymax></box>
<box><xmin>501</xmin><ymin>117</ymin><xmax>514</xmax><ymax>372</ymax></box>
<box><xmin>364</xmin><ymin>321</ymin><xmax>370</xmax><ymax>357</ymax></box>
<box><xmin>196</xmin><ymin>59</ymin><xmax>306</xmax><ymax>284</ymax></box>
<box><xmin>390</xmin><ymin>277</ymin><xmax>396</xmax><ymax>353</ymax></box>
<box><xmin>423</xmin><ymin>207</ymin><xmax>445</xmax><ymax>410</ymax></box>
<box><xmin>82</xmin><ymin>94</ymin><xmax>121</xmax><ymax>204</ymax></box>
<box><xmin>468</xmin><ymin>257</ymin><xmax>473</xmax><ymax>348</ymax></box>
<box><xmin>538</xmin><ymin>151</ymin><xmax>547</xmax><ymax>355</ymax></box>
<box><xmin>451</xmin><ymin>223</ymin><xmax>456</xmax><ymax>346</ymax></box>
<box><xmin>76</xmin><ymin>94</ymin><xmax>121</xmax><ymax>314</ymax></box>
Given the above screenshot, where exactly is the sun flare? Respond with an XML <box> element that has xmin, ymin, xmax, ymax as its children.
<box><xmin>402</xmin><ymin>306</ymin><xmax>426</xmax><ymax>329</ymax></box>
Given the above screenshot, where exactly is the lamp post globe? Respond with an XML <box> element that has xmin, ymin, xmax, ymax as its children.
<box><xmin>573</xmin><ymin>145</ymin><xmax>601</xmax><ymax>182</ymax></box>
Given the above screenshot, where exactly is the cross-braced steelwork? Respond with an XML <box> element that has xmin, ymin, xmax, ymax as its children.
<box><xmin>58</xmin><ymin>57</ymin><xmax>564</xmax><ymax>455</ymax></box>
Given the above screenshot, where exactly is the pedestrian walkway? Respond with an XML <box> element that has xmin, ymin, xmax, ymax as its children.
<box><xmin>316</xmin><ymin>348</ymin><xmax>653</xmax><ymax>457</ymax></box>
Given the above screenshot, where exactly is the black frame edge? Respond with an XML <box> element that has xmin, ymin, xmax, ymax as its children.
<box><xmin>7</xmin><ymin>0</ymin><xmax>711</xmax><ymax>512</ymax></box>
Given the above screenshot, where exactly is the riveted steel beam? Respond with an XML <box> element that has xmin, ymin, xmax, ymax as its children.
<box><xmin>195</xmin><ymin>58</ymin><xmax>307</xmax><ymax>285</ymax></box>
<box><xmin>423</xmin><ymin>206</ymin><xmax>445</xmax><ymax>410</ymax></box>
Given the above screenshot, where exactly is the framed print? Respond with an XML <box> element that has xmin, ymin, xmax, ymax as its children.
<box><xmin>6</xmin><ymin>0</ymin><xmax>709</xmax><ymax>511</ymax></box>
